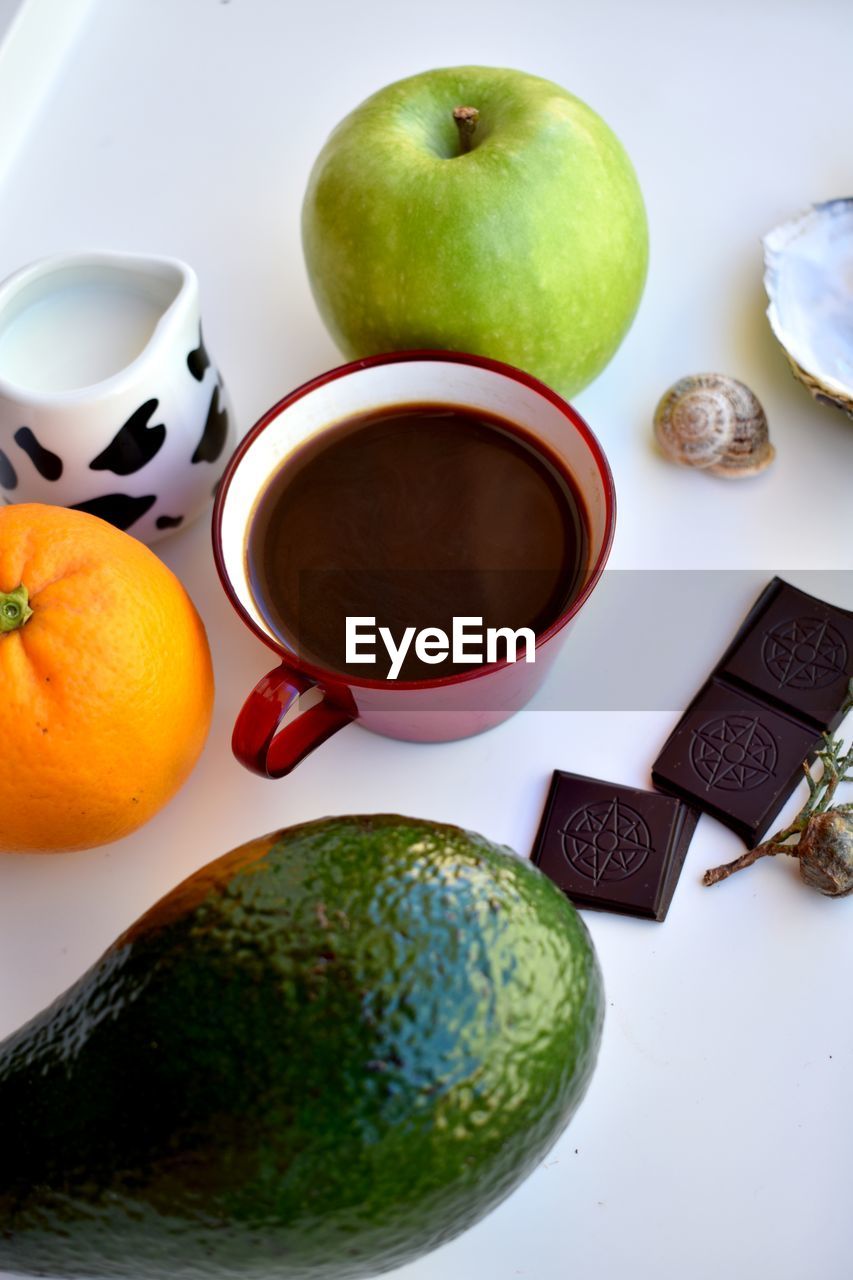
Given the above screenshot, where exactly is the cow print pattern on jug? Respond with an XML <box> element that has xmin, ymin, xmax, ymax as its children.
<box><xmin>3</xmin><ymin>334</ymin><xmax>231</xmax><ymax>537</ymax></box>
<box><xmin>90</xmin><ymin>400</ymin><xmax>166</xmax><ymax>475</ymax></box>
<box><xmin>72</xmin><ymin>493</ymin><xmax>157</xmax><ymax>531</ymax></box>
<box><xmin>192</xmin><ymin>384</ymin><xmax>229</xmax><ymax>464</ymax></box>
<box><xmin>187</xmin><ymin>326</ymin><xmax>211</xmax><ymax>382</ymax></box>
<box><xmin>0</xmin><ymin>449</ymin><xmax>17</xmax><ymax>490</ymax></box>
<box><xmin>14</xmin><ymin>427</ymin><xmax>63</xmax><ymax>480</ymax></box>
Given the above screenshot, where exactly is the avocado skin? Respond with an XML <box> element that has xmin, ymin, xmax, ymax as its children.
<box><xmin>0</xmin><ymin>815</ymin><xmax>603</xmax><ymax>1279</ymax></box>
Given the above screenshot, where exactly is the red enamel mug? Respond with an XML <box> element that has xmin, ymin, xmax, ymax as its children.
<box><xmin>213</xmin><ymin>351</ymin><xmax>616</xmax><ymax>778</ymax></box>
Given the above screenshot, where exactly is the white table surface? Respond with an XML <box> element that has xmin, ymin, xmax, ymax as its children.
<box><xmin>1</xmin><ymin>1</ymin><xmax>852</xmax><ymax>1278</ymax></box>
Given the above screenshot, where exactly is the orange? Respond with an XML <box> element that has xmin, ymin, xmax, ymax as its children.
<box><xmin>0</xmin><ymin>504</ymin><xmax>214</xmax><ymax>853</ymax></box>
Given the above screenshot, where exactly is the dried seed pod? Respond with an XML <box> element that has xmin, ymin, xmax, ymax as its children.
<box><xmin>704</xmin><ymin>696</ymin><xmax>853</xmax><ymax>896</ymax></box>
<box><xmin>796</xmin><ymin>809</ymin><xmax>853</xmax><ymax>896</ymax></box>
<box><xmin>653</xmin><ymin>373</ymin><xmax>775</xmax><ymax>478</ymax></box>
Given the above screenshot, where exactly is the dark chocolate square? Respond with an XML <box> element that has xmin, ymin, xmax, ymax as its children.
<box><xmin>718</xmin><ymin>578</ymin><xmax>853</xmax><ymax>732</ymax></box>
<box><xmin>531</xmin><ymin>771</ymin><xmax>699</xmax><ymax>922</ymax></box>
<box><xmin>652</xmin><ymin>679</ymin><xmax>820</xmax><ymax>847</ymax></box>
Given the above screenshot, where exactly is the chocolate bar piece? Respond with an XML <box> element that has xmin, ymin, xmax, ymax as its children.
<box><xmin>717</xmin><ymin>578</ymin><xmax>853</xmax><ymax>733</ymax></box>
<box><xmin>651</xmin><ymin>576</ymin><xmax>852</xmax><ymax>846</ymax></box>
<box><xmin>531</xmin><ymin>770</ymin><xmax>699</xmax><ymax>921</ymax></box>
<box><xmin>651</xmin><ymin>680</ymin><xmax>819</xmax><ymax>848</ymax></box>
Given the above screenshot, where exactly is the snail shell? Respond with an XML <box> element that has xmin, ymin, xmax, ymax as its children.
<box><xmin>653</xmin><ymin>374</ymin><xmax>775</xmax><ymax>478</ymax></box>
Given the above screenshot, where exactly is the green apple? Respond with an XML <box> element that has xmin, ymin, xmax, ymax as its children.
<box><xmin>302</xmin><ymin>66</ymin><xmax>648</xmax><ymax>398</ymax></box>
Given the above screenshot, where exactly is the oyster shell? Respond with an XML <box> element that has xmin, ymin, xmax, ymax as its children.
<box><xmin>763</xmin><ymin>199</ymin><xmax>853</xmax><ymax>416</ymax></box>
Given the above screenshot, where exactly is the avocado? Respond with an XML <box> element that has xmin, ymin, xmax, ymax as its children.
<box><xmin>0</xmin><ymin>815</ymin><xmax>603</xmax><ymax>1279</ymax></box>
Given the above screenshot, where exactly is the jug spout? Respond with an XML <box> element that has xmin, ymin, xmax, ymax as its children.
<box><xmin>0</xmin><ymin>251</ymin><xmax>198</xmax><ymax>399</ymax></box>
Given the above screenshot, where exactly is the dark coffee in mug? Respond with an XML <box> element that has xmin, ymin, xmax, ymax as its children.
<box><xmin>246</xmin><ymin>403</ymin><xmax>589</xmax><ymax>681</ymax></box>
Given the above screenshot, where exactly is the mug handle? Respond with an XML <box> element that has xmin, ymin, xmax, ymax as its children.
<box><xmin>232</xmin><ymin>663</ymin><xmax>355</xmax><ymax>778</ymax></box>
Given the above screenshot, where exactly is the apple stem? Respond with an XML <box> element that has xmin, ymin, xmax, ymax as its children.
<box><xmin>452</xmin><ymin>106</ymin><xmax>479</xmax><ymax>155</ymax></box>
